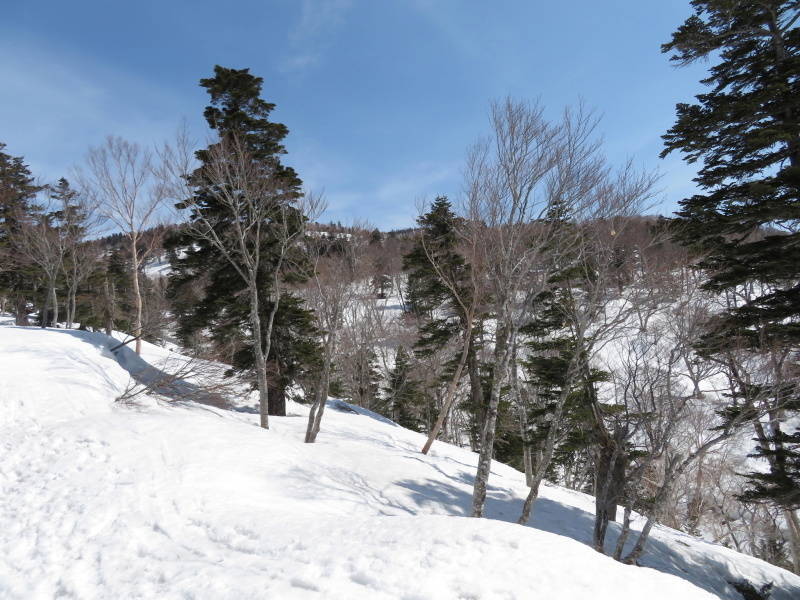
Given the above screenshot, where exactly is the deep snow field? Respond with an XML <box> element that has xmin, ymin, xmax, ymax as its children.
<box><xmin>2</xmin><ymin>319</ymin><xmax>800</xmax><ymax>599</ymax></box>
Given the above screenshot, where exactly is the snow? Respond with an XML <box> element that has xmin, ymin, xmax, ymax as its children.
<box><xmin>2</xmin><ymin>320</ymin><xmax>799</xmax><ymax>599</ymax></box>
<box><xmin>143</xmin><ymin>253</ymin><xmax>172</xmax><ymax>278</ymax></box>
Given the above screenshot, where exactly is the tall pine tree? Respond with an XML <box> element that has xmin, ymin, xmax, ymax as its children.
<box><xmin>0</xmin><ymin>143</ymin><xmax>40</xmax><ymax>324</ymax></box>
<box><xmin>662</xmin><ymin>0</ymin><xmax>800</xmax><ymax>566</ymax></box>
<box><xmin>167</xmin><ymin>66</ymin><xmax>319</xmax><ymax>423</ymax></box>
<box><xmin>663</xmin><ymin>1</ymin><xmax>800</xmax><ymax>338</ymax></box>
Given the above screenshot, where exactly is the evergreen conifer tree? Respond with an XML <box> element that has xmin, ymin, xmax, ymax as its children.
<box><xmin>383</xmin><ymin>346</ymin><xmax>426</xmax><ymax>431</ymax></box>
<box><xmin>104</xmin><ymin>246</ymin><xmax>134</xmax><ymax>334</ymax></box>
<box><xmin>403</xmin><ymin>196</ymin><xmax>488</xmax><ymax>447</ymax></box>
<box><xmin>167</xmin><ymin>66</ymin><xmax>319</xmax><ymax>420</ymax></box>
<box><xmin>0</xmin><ymin>143</ymin><xmax>40</xmax><ymax>324</ymax></box>
<box><xmin>663</xmin><ymin>2</ymin><xmax>800</xmax><ymax>332</ymax></box>
<box><xmin>662</xmin><ymin>0</ymin><xmax>800</xmax><ymax>540</ymax></box>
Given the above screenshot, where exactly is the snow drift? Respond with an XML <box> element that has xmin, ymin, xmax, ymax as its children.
<box><xmin>1</xmin><ymin>321</ymin><xmax>799</xmax><ymax>599</ymax></box>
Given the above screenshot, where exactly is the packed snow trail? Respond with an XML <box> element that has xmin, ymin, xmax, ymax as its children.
<box><xmin>1</xmin><ymin>323</ymin><xmax>797</xmax><ymax>599</ymax></box>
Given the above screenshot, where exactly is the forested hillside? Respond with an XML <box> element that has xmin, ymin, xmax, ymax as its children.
<box><xmin>1</xmin><ymin>2</ymin><xmax>799</xmax><ymax>594</ymax></box>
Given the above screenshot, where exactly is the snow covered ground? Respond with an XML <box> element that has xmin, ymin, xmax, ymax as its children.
<box><xmin>2</xmin><ymin>319</ymin><xmax>799</xmax><ymax>599</ymax></box>
<box><xmin>143</xmin><ymin>253</ymin><xmax>172</xmax><ymax>278</ymax></box>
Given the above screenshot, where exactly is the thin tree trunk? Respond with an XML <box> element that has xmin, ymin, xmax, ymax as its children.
<box><xmin>470</xmin><ymin>322</ymin><xmax>510</xmax><ymax>517</ymax></box>
<box><xmin>66</xmin><ymin>284</ymin><xmax>75</xmax><ymax>329</ymax></box>
<box><xmin>613</xmin><ymin>505</ymin><xmax>634</xmax><ymax>561</ymax></box>
<box><xmin>619</xmin><ymin>455</ymin><xmax>690</xmax><ymax>565</ymax></box>
<box><xmin>131</xmin><ymin>241</ymin><xmax>143</xmax><ymax>355</ymax></box>
<box><xmin>248</xmin><ymin>280</ymin><xmax>270</xmax><ymax>430</ymax></box>
<box><xmin>518</xmin><ymin>353</ymin><xmax>583</xmax><ymax>525</ymax></box>
<box><xmin>593</xmin><ymin>437</ymin><xmax>626</xmax><ymax>552</ymax></box>
<box><xmin>66</xmin><ymin>262</ymin><xmax>78</xmax><ymax>329</ymax></box>
<box><xmin>39</xmin><ymin>276</ymin><xmax>54</xmax><ymax>329</ymax></box>
<box><xmin>512</xmin><ymin>355</ymin><xmax>533</xmax><ymax>487</ymax></box>
<box><xmin>784</xmin><ymin>509</ymin><xmax>800</xmax><ymax>575</ymax></box>
<box><xmin>40</xmin><ymin>293</ymin><xmax>50</xmax><ymax>329</ymax></box>
<box><xmin>306</xmin><ymin>293</ymin><xmax>342</xmax><ymax>443</ymax></box>
<box><xmin>69</xmin><ymin>288</ymin><xmax>77</xmax><ymax>329</ymax></box>
<box><xmin>521</xmin><ymin>416</ymin><xmax>533</xmax><ymax>487</ymax></box>
<box><xmin>621</xmin><ymin>467</ymin><xmax>676</xmax><ymax>565</ymax></box>
<box><xmin>468</xmin><ymin>343</ymin><xmax>485</xmax><ymax>452</ymax></box>
<box><xmin>305</xmin><ymin>329</ymin><xmax>336</xmax><ymax>443</ymax></box>
<box><xmin>588</xmin><ymin>359</ymin><xmax>626</xmax><ymax>523</ymax></box>
<box><xmin>622</xmin><ymin>515</ymin><xmax>657</xmax><ymax>565</ymax></box>
<box><xmin>258</xmin><ymin>265</ymin><xmax>284</xmax><ymax>420</ymax></box>
<box><xmin>50</xmin><ymin>280</ymin><xmax>58</xmax><ymax>328</ymax></box>
<box><xmin>422</xmin><ymin>317</ymin><xmax>474</xmax><ymax>455</ymax></box>
<box><xmin>103</xmin><ymin>279</ymin><xmax>115</xmax><ymax>336</ymax></box>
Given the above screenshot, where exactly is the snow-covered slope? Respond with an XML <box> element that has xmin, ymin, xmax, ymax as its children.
<box><xmin>1</xmin><ymin>322</ymin><xmax>798</xmax><ymax>599</ymax></box>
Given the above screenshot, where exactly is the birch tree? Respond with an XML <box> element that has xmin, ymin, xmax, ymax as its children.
<box><xmin>462</xmin><ymin>98</ymin><xmax>611</xmax><ymax>518</ymax></box>
<box><xmin>304</xmin><ymin>226</ymin><xmax>365</xmax><ymax>443</ymax></box>
<box><xmin>76</xmin><ymin>136</ymin><xmax>165</xmax><ymax>354</ymax></box>
<box><xmin>161</xmin><ymin>130</ymin><xmax>322</xmax><ymax>430</ymax></box>
<box><xmin>516</xmin><ymin>171</ymin><xmax>659</xmax><ymax>528</ymax></box>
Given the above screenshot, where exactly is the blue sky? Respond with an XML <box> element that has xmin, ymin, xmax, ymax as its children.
<box><xmin>2</xmin><ymin>1</ymin><xmax>708</xmax><ymax>230</ymax></box>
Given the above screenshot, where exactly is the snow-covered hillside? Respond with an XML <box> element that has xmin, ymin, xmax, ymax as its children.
<box><xmin>2</xmin><ymin>320</ymin><xmax>799</xmax><ymax>599</ymax></box>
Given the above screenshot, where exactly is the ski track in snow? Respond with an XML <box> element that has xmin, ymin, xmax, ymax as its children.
<box><xmin>1</xmin><ymin>321</ymin><xmax>799</xmax><ymax>599</ymax></box>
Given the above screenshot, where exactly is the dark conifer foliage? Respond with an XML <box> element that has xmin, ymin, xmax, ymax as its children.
<box><xmin>0</xmin><ymin>143</ymin><xmax>41</xmax><ymax>324</ymax></box>
<box><xmin>663</xmin><ymin>2</ymin><xmax>800</xmax><ymax>513</ymax></box>
<box><xmin>0</xmin><ymin>144</ymin><xmax>37</xmax><ymax>238</ymax></box>
<box><xmin>663</xmin><ymin>1</ymin><xmax>800</xmax><ymax>344</ymax></box>
<box><xmin>743</xmin><ymin>430</ymin><xmax>800</xmax><ymax>510</ymax></box>
<box><xmin>195</xmin><ymin>65</ymin><xmax>302</xmax><ymax>198</ymax></box>
<box><xmin>521</xmin><ymin>290</ymin><xmax>593</xmax><ymax>483</ymax></box>
<box><xmin>404</xmin><ymin>197</ymin><xmax>468</xmax><ymax>318</ymax></box>
<box><xmin>402</xmin><ymin>197</ymin><xmax>489</xmax><ymax>446</ymax></box>
<box><xmin>167</xmin><ymin>66</ymin><xmax>319</xmax><ymax>416</ymax></box>
<box><xmin>383</xmin><ymin>346</ymin><xmax>427</xmax><ymax>432</ymax></box>
<box><xmin>103</xmin><ymin>247</ymin><xmax>135</xmax><ymax>333</ymax></box>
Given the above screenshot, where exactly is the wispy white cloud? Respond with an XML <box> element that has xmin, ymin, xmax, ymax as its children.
<box><xmin>0</xmin><ymin>32</ymin><xmax>196</xmax><ymax>182</ymax></box>
<box><xmin>282</xmin><ymin>0</ymin><xmax>353</xmax><ymax>71</ymax></box>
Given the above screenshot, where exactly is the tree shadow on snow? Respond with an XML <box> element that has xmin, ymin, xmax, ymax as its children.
<box><xmin>330</xmin><ymin>399</ymin><xmax>399</xmax><ymax>427</ymax></box>
<box><xmin>56</xmin><ymin>329</ymin><xmax>231</xmax><ymax>408</ymax></box>
<box><xmin>392</xmin><ymin>473</ymin><xmax>799</xmax><ymax>600</ymax></box>
<box><xmin>393</xmin><ymin>475</ymin><xmax>533</xmax><ymax>523</ymax></box>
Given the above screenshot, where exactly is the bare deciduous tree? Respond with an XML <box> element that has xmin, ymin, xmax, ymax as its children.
<box><xmin>304</xmin><ymin>226</ymin><xmax>367</xmax><ymax>443</ymax></box>
<box><xmin>460</xmin><ymin>97</ymin><xmax>647</xmax><ymax>519</ymax></box>
<box><xmin>160</xmin><ymin>130</ymin><xmax>323</xmax><ymax>429</ymax></box>
<box><xmin>76</xmin><ymin>136</ymin><xmax>165</xmax><ymax>353</ymax></box>
<box><xmin>60</xmin><ymin>184</ymin><xmax>104</xmax><ymax>329</ymax></box>
<box><xmin>12</xmin><ymin>183</ymin><xmax>69</xmax><ymax>328</ymax></box>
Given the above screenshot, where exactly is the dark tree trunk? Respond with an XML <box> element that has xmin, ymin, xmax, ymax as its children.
<box><xmin>267</xmin><ymin>360</ymin><xmax>286</xmax><ymax>417</ymax></box>
<box><xmin>596</xmin><ymin>440</ymin><xmax>627</xmax><ymax>522</ymax></box>
<box><xmin>14</xmin><ymin>295</ymin><xmax>30</xmax><ymax>326</ymax></box>
<box><xmin>468</xmin><ymin>345</ymin><xmax>486</xmax><ymax>451</ymax></box>
<box><xmin>593</xmin><ymin>437</ymin><xmax>628</xmax><ymax>552</ymax></box>
<box><xmin>103</xmin><ymin>279</ymin><xmax>115</xmax><ymax>336</ymax></box>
